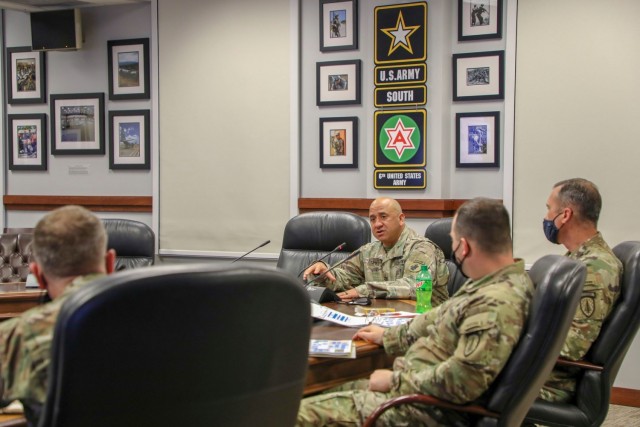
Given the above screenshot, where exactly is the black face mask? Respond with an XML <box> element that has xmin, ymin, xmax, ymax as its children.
<box><xmin>451</xmin><ymin>241</ymin><xmax>469</xmax><ymax>280</ymax></box>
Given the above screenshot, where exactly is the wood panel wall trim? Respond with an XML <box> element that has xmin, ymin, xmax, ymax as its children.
<box><xmin>611</xmin><ymin>387</ymin><xmax>640</xmax><ymax>407</ymax></box>
<box><xmin>3</xmin><ymin>195</ymin><xmax>152</xmax><ymax>213</ymax></box>
<box><xmin>298</xmin><ymin>198</ymin><xmax>469</xmax><ymax>218</ymax></box>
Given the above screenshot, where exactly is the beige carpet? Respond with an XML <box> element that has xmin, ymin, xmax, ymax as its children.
<box><xmin>603</xmin><ymin>404</ymin><xmax>640</xmax><ymax>426</ymax></box>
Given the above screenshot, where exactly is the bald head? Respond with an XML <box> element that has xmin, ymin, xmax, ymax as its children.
<box><xmin>370</xmin><ymin>198</ymin><xmax>402</xmax><ymax>215</ymax></box>
<box><xmin>369</xmin><ymin>198</ymin><xmax>405</xmax><ymax>248</ymax></box>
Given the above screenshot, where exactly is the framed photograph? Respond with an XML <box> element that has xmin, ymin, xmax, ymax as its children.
<box><xmin>50</xmin><ymin>93</ymin><xmax>105</xmax><ymax>155</ymax></box>
<box><xmin>452</xmin><ymin>50</ymin><xmax>504</xmax><ymax>101</ymax></box>
<box><xmin>319</xmin><ymin>117</ymin><xmax>358</xmax><ymax>168</ymax></box>
<box><xmin>6</xmin><ymin>47</ymin><xmax>46</xmax><ymax>104</ymax></box>
<box><xmin>109</xmin><ymin>110</ymin><xmax>150</xmax><ymax>170</ymax></box>
<box><xmin>7</xmin><ymin>114</ymin><xmax>47</xmax><ymax>171</ymax></box>
<box><xmin>316</xmin><ymin>60</ymin><xmax>361</xmax><ymax>106</ymax></box>
<box><xmin>320</xmin><ymin>0</ymin><xmax>358</xmax><ymax>52</ymax></box>
<box><xmin>107</xmin><ymin>38</ymin><xmax>150</xmax><ymax>100</ymax></box>
<box><xmin>458</xmin><ymin>0</ymin><xmax>502</xmax><ymax>41</ymax></box>
<box><xmin>456</xmin><ymin>111</ymin><xmax>500</xmax><ymax>168</ymax></box>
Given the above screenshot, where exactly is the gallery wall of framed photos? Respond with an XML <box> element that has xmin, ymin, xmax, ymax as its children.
<box><xmin>2</xmin><ymin>4</ymin><xmax>153</xmax><ymax>227</ymax></box>
<box><xmin>299</xmin><ymin>0</ymin><xmax>509</xmax><ymax>205</ymax></box>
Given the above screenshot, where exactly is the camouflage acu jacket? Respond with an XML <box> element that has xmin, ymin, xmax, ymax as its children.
<box><xmin>326</xmin><ymin>226</ymin><xmax>449</xmax><ymax>304</ymax></box>
<box><xmin>0</xmin><ymin>274</ymin><xmax>104</xmax><ymax>407</ymax></box>
<box><xmin>380</xmin><ymin>260</ymin><xmax>533</xmax><ymax>405</ymax></box>
<box><xmin>540</xmin><ymin>232</ymin><xmax>622</xmax><ymax>402</ymax></box>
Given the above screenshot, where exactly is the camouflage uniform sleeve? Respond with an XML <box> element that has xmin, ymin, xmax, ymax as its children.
<box><xmin>356</xmin><ymin>240</ymin><xmax>449</xmax><ymax>301</ymax></box>
<box><xmin>0</xmin><ymin>318</ymin><xmax>20</xmax><ymax>403</ymax></box>
<box><xmin>326</xmin><ymin>252</ymin><xmax>366</xmax><ymax>293</ymax></box>
<box><xmin>560</xmin><ymin>257</ymin><xmax>621</xmax><ymax>360</ymax></box>
<box><xmin>0</xmin><ymin>307</ymin><xmax>55</xmax><ymax>406</ymax></box>
<box><xmin>383</xmin><ymin>308</ymin><xmax>439</xmax><ymax>355</ymax></box>
<box><xmin>390</xmin><ymin>297</ymin><xmax>525</xmax><ymax>404</ymax></box>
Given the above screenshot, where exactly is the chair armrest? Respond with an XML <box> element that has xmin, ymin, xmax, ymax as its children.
<box><xmin>555</xmin><ymin>357</ymin><xmax>604</xmax><ymax>371</ymax></box>
<box><xmin>362</xmin><ymin>393</ymin><xmax>499</xmax><ymax>427</ymax></box>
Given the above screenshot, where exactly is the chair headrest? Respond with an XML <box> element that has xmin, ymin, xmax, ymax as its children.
<box><xmin>281</xmin><ymin>211</ymin><xmax>370</xmax><ymax>252</ymax></box>
<box><xmin>424</xmin><ymin>217</ymin><xmax>453</xmax><ymax>259</ymax></box>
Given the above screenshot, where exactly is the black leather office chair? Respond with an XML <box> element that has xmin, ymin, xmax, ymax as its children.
<box><xmin>524</xmin><ymin>241</ymin><xmax>640</xmax><ymax>427</ymax></box>
<box><xmin>37</xmin><ymin>265</ymin><xmax>311</xmax><ymax>427</ymax></box>
<box><xmin>276</xmin><ymin>211</ymin><xmax>371</xmax><ymax>277</ymax></box>
<box><xmin>102</xmin><ymin>219</ymin><xmax>155</xmax><ymax>270</ymax></box>
<box><xmin>424</xmin><ymin>217</ymin><xmax>465</xmax><ymax>295</ymax></box>
<box><xmin>363</xmin><ymin>255</ymin><xmax>586</xmax><ymax>427</ymax></box>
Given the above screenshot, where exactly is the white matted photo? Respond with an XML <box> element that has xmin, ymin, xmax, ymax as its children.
<box><xmin>50</xmin><ymin>93</ymin><xmax>105</xmax><ymax>155</ymax></box>
<box><xmin>7</xmin><ymin>114</ymin><xmax>47</xmax><ymax>171</ymax></box>
<box><xmin>6</xmin><ymin>47</ymin><xmax>46</xmax><ymax>104</ymax></box>
<box><xmin>107</xmin><ymin>38</ymin><xmax>150</xmax><ymax>100</ymax></box>
<box><xmin>316</xmin><ymin>60</ymin><xmax>361</xmax><ymax>106</ymax></box>
<box><xmin>453</xmin><ymin>51</ymin><xmax>504</xmax><ymax>101</ymax></box>
<box><xmin>320</xmin><ymin>0</ymin><xmax>358</xmax><ymax>52</ymax></box>
<box><xmin>319</xmin><ymin>117</ymin><xmax>358</xmax><ymax>168</ymax></box>
<box><xmin>109</xmin><ymin>110</ymin><xmax>150</xmax><ymax>170</ymax></box>
<box><xmin>456</xmin><ymin>111</ymin><xmax>500</xmax><ymax>168</ymax></box>
<box><xmin>458</xmin><ymin>0</ymin><xmax>502</xmax><ymax>41</ymax></box>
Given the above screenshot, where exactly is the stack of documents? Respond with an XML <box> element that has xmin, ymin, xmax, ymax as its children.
<box><xmin>309</xmin><ymin>339</ymin><xmax>356</xmax><ymax>358</ymax></box>
<box><xmin>310</xmin><ymin>303</ymin><xmax>416</xmax><ymax>328</ymax></box>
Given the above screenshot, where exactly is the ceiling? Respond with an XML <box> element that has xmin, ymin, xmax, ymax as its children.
<box><xmin>0</xmin><ymin>0</ymin><xmax>149</xmax><ymax>12</ymax></box>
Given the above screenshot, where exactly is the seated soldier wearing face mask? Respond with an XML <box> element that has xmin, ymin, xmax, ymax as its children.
<box><xmin>539</xmin><ymin>178</ymin><xmax>622</xmax><ymax>403</ymax></box>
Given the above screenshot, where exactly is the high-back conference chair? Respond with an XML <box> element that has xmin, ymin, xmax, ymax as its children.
<box><xmin>424</xmin><ymin>217</ymin><xmax>466</xmax><ymax>295</ymax></box>
<box><xmin>37</xmin><ymin>265</ymin><xmax>311</xmax><ymax>427</ymax></box>
<box><xmin>524</xmin><ymin>241</ymin><xmax>640</xmax><ymax>427</ymax></box>
<box><xmin>102</xmin><ymin>219</ymin><xmax>155</xmax><ymax>270</ymax></box>
<box><xmin>277</xmin><ymin>211</ymin><xmax>371</xmax><ymax>278</ymax></box>
<box><xmin>363</xmin><ymin>255</ymin><xmax>586</xmax><ymax>427</ymax></box>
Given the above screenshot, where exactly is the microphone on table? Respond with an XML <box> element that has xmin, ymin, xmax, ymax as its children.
<box><xmin>305</xmin><ymin>248</ymin><xmax>361</xmax><ymax>303</ymax></box>
<box><xmin>231</xmin><ymin>240</ymin><xmax>270</xmax><ymax>263</ymax></box>
<box><xmin>296</xmin><ymin>242</ymin><xmax>347</xmax><ymax>277</ymax></box>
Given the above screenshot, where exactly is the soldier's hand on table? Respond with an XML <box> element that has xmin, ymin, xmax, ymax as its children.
<box><xmin>353</xmin><ymin>325</ymin><xmax>384</xmax><ymax>345</ymax></box>
<box><xmin>338</xmin><ymin>289</ymin><xmax>359</xmax><ymax>300</ymax></box>
<box><xmin>303</xmin><ymin>262</ymin><xmax>336</xmax><ymax>282</ymax></box>
<box><xmin>368</xmin><ymin>369</ymin><xmax>393</xmax><ymax>392</ymax></box>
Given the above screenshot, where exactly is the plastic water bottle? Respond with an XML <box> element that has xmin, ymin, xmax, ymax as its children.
<box><xmin>415</xmin><ymin>265</ymin><xmax>432</xmax><ymax>314</ymax></box>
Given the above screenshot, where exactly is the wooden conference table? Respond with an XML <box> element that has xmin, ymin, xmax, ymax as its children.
<box><xmin>305</xmin><ymin>298</ymin><xmax>415</xmax><ymax>395</ymax></box>
<box><xmin>0</xmin><ymin>292</ymin><xmax>415</xmax><ymax>424</ymax></box>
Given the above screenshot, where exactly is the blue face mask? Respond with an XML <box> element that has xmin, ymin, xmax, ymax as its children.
<box><xmin>542</xmin><ymin>212</ymin><xmax>563</xmax><ymax>244</ymax></box>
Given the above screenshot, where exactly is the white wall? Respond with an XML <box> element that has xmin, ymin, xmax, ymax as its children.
<box><xmin>513</xmin><ymin>0</ymin><xmax>640</xmax><ymax>391</ymax></box>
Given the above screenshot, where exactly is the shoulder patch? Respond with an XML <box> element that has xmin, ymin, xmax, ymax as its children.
<box><xmin>580</xmin><ymin>296</ymin><xmax>595</xmax><ymax>318</ymax></box>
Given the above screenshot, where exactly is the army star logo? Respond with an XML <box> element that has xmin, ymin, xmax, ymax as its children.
<box><xmin>384</xmin><ymin>118</ymin><xmax>415</xmax><ymax>158</ymax></box>
<box><xmin>380</xmin><ymin>11</ymin><xmax>419</xmax><ymax>56</ymax></box>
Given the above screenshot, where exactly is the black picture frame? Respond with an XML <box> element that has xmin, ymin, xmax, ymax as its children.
<box><xmin>6</xmin><ymin>46</ymin><xmax>46</xmax><ymax>104</ymax></box>
<box><xmin>452</xmin><ymin>50</ymin><xmax>504</xmax><ymax>101</ymax></box>
<box><xmin>458</xmin><ymin>0</ymin><xmax>503</xmax><ymax>41</ymax></box>
<box><xmin>7</xmin><ymin>114</ymin><xmax>47</xmax><ymax>171</ymax></box>
<box><xmin>107</xmin><ymin>38</ymin><xmax>150</xmax><ymax>100</ymax></box>
<box><xmin>316</xmin><ymin>60</ymin><xmax>361</xmax><ymax>106</ymax></box>
<box><xmin>50</xmin><ymin>93</ymin><xmax>105</xmax><ymax>155</ymax></box>
<box><xmin>456</xmin><ymin>111</ymin><xmax>500</xmax><ymax>168</ymax></box>
<box><xmin>319</xmin><ymin>0</ymin><xmax>358</xmax><ymax>52</ymax></box>
<box><xmin>109</xmin><ymin>109</ymin><xmax>151</xmax><ymax>170</ymax></box>
<box><xmin>319</xmin><ymin>117</ymin><xmax>358</xmax><ymax>169</ymax></box>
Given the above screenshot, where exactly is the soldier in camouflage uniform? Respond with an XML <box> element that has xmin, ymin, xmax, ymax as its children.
<box><xmin>540</xmin><ymin>178</ymin><xmax>622</xmax><ymax>402</ymax></box>
<box><xmin>303</xmin><ymin>197</ymin><xmax>449</xmax><ymax>305</ymax></box>
<box><xmin>0</xmin><ymin>206</ymin><xmax>116</xmax><ymax>423</ymax></box>
<box><xmin>297</xmin><ymin>198</ymin><xmax>534</xmax><ymax>426</ymax></box>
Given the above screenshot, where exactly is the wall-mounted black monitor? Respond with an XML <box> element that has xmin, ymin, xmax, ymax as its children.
<box><xmin>30</xmin><ymin>9</ymin><xmax>82</xmax><ymax>51</ymax></box>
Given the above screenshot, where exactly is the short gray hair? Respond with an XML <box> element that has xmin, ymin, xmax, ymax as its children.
<box><xmin>32</xmin><ymin>205</ymin><xmax>107</xmax><ymax>278</ymax></box>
